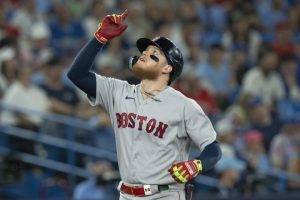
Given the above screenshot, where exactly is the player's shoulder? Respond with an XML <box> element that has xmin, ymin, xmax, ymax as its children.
<box><xmin>95</xmin><ymin>74</ymin><xmax>135</xmax><ymax>89</ymax></box>
<box><xmin>167</xmin><ymin>87</ymin><xmax>198</xmax><ymax>105</ymax></box>
<box><xmin>167</xmin><ymin>87</ymin><xmax>206</xmax><ymax>115</ymax></box>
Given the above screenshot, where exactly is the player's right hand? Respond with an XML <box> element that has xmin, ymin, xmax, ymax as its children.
<box><xmin>94</xmin><ymin>10</ymin><xmax>128</xmax><ymax>44</ymax></box>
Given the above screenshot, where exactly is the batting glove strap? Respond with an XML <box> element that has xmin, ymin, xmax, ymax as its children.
<box><xmin>94</xmin><ymin>10</ymin><xmax>128</xmax><ymax>44</ymax></box>
<box><xmin>193</xmin><ymin>159</ymin><xmax>202</xmax><ymax>172</ymax></box>
<box><xmin>168</xmin><ymin>160</ymin><xmax>202</xmax><ymax>184</ymax></box>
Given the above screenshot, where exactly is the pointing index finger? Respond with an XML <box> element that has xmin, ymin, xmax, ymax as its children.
<box><xmin>120</xmin><ymin>9</ymin><xmax>128</xmax><ymax>23</ymax></box>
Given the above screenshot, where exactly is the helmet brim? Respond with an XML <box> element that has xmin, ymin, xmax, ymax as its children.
<box><xmin>136</xmin><ymin>38</ymin><xmax>161</xmax><ymax>53</ymax></box>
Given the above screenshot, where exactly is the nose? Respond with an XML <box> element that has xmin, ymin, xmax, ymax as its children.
<box><xmin>141</xmin><ymin>50</ymin><xmax>149</xmax><ymax>57</ymax></box>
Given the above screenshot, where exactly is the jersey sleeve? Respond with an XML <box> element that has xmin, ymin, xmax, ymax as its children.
<box><xmin>87</xmin><ymin>73</ymin><xmax>128</xmax><ymax>113</ymax></box>
<box><xmin>184</xmin><ymin>99</ymin><xmax>217</xmax><ymax>151</ymax></box>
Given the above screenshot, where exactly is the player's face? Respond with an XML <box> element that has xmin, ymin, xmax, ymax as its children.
<box><xmin>133</xmin><ymin>45</ymin><xmax>168</xmax><ymax>80</ymax></box>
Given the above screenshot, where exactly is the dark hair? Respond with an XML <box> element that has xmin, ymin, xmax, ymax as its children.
<box><xmin>44</xmin><ymin>56</ymin><xmax>61</xmax><ymax>67</ymax></box>
<box><xmin>210</xmin><ymin>43</ymin><xmax>225</xmax><ymax>51</ymax></box>
<box><xmin>0</xmin><ymin>37</ymin><xmax>16</xmax><ymax>48</ymax></box>
<box><xmin>280</xmin><ymin>54</ymin><xmax>296</xmax><ymax>64</ymax></box>
<box><xmin>257</xmin><ymin>44</ymin><xmax>274</xmax><ymax>62</ymax></box>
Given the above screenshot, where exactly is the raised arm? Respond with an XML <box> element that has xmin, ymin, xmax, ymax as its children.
<box><xmin>67</xmin><ymin>10</ymin><xmax>128</xmax><ymax>98</ymax></box>
<box><xmin>67</xmin><ymin>38</ymin><xmax>103</xmax><ymax>98</ymax></box>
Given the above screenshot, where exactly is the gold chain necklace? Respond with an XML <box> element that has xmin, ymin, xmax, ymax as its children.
<box><xmin>140</xmin><ymin>84</ymin><xmax>164</xmax><ymax>98</ymax></box>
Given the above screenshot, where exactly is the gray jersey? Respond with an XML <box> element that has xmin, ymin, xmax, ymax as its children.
<box><xmin>88</xmin><ymin>75</ymin><xmax>216</xmax><ymax>185</ymax></box>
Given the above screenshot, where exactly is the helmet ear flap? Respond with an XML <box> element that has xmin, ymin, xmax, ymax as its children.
<box><xmin>128</xmin><ymin>56</ymin><xmax>139</xmax><ymax>71</ymax></box>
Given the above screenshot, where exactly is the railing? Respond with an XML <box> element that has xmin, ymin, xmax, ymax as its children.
<box><xmin>0</xmin><ymin>102</ymin><xmax>117</xmax><ymax>186</ymax></box>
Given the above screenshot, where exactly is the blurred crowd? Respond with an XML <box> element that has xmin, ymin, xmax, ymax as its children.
<box><xmin>1</xmin><ymin>0</ymin><xmax>300</xmax><ymax>199</ymax></box>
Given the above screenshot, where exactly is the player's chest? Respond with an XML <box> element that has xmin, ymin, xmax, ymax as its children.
<box><xmin>113</xmin><ymin>97</ymin><xmax>181</xmax><ymax>139</ymax></box>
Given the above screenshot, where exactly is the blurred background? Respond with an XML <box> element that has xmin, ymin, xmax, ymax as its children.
<box><xmin>0</xmin><ymin>0</ymin><xmax>300</xmax><ymax>199</ymax></box>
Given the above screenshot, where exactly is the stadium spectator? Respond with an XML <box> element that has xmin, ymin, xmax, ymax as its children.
<box><xmin>241</xmin><ymin>49</ymin><xmax>285</xmax><ymax>108</ymax></box>
<box><xmin>174</xmin><ymin>71</ymin><xmax>219</xmax><ymax>117</ymax></box>
<box><xmin>287</xmin><ymin>138</ymin><xmax>300</xmax><ymax>191</ymax></box>
<box><xmin>272</xmin><ymin>21</ymin><xmax>296</xmax><ymax>57</ymax></box>
<box><xmin>195</xmin><ymin>0</ymin><xmax>227</xmax><ymax>48</ymax></box>
<box><xmin>48</xmin><ymin>2</ymin><xmax>86</xmax><ymax>58</ymax></box>
<box><xmin>38</xmin><ymin>56</ymin><xmax>80</xmax><ymax>161</ymax></box>
<box><xmin>20</xmin><ymin>21</ymin><xmax>53</xmax><ymax>72</ymax></box>
<box><xmin>222</xmin><ymin>14</ymin><xmax>262</xmax><ymax>65</ymax></box>
<box><xmin>245</xmin><ymin>96</ymin><xmax>282</xmax><ymax>151</ymax></box>
<box><xmin>240</xmin><ymin>130</ymin><xmax>271</xmax><ymax>195</ymax></box>
<box><xmin>73</xmin><ymin>160</ymin><xmax>118</xmax><ymax>200</ymax></box>
<box><xmin>0</xmin><ymin>5</ymin><xmax>19</xmax><ymax>40</ymax></box>
<box><xmin>180</xmin><ymin>21</ymin><xmax>205</xmax><ymax>74</ymax></box>
<box><xmin>241</xmin><ymin>130</ymin><xmax>270</xmax><ymax>171</ymax></box>
<box><xmin>0</xmin><ymin>66</ymin><xmax>49</xmax><ymax>154</ymax></box>
<box><xmin>270</xmin><ymin>120</ymin><xmax>299</xmax><ymax>171</ymax></box>
<box><xmin>76</xmin><ymin>100</ymin><xmax>116</xmax><ymax>158</ymax></box>
<box><xmin>257</xmin><ymin>0</ymin><xmax>289</xmax><ymax>42</ymax></box>
<box><xmin>288</xmin><ymin>3</ymin><xmax>300</xmax><ymax>42</ymax></box>
<box><xmin>215</xmin><ymin>119</ymin><xmax>238</xmax><ymax>157</ymax></box>
<box><xmin>123</xmin><ymin>1</ymin><xmax>152</xmax><ymax>47</ymax></box>
<box><xmin>227</xmin><ymin>48</ymin><xmax>251</xmax><ymax>103</ymax></box>
<box><xmin>9</xmin><ymin>0</ymin><xmax>43</xmax><ymax>40</ymax></box>
<box><xmin>82</xmin><ymin>0</ymin><xmax>107</xmax><ymax>38</ymax></box>
<box><xmin>197</xmin><ymin>43</ymin><xmax>233</xmax><ymax>110</ymax></box>
<box><xmin>223</xmin><ymin>92</ymin><xmax>251</xmax><ymax>131</ymax></box>
<box><xmin>278</xmin><ymin>55</ymin><xmax>300</xmax><ymax>101</ymax></box>
<box><xmin>0</xmin><ymin>46</ymin><xmax>18</xmax><ymax>98</ymax></box>
<box><xmin>1</xmin><ymin>66</ymin><xmax>49</xmax><ymax>129</ymax></box>
<box><xmin>39</xmin><ymin>56</ymin><xmax>80</xmax><ymax>117</ymax></box>
<box><xmin>212</xmin><ymin>155</ymin><xmax>246</xmax><ymax>197</ymax></box>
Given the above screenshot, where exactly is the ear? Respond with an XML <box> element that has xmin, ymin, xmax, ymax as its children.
<box><xmin>162</xmin><ymin>64</ymin><xmax>173</xmax><ymax>74</ymax></box>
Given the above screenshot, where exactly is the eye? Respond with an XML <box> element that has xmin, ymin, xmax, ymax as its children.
<box><xmin>150</xmin><ymin>55</ymin><xmax>159</xmax><ymax>62</ymax></box>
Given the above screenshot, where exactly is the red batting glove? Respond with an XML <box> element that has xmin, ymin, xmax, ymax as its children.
<box><xmin>168</xmin><ymin>160</ymin><xmax>202</xmax><ymax>183</ymax></box>
<box><xmin>94</xmin><ymin>10</ymin><xmax>128</xmax><ymax>44</ymax></box>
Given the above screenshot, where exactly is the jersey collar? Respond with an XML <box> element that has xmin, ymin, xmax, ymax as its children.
<box><xmin>136</xmin><ymin>84</ymin><xmax>170</xmax><ymax>102</ymax></box>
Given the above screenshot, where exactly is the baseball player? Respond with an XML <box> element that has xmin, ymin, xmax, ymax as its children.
<box><xmin>68</xmin><ymin>10</ymin><xmax>221</xmax><ymax>200</ymax></box>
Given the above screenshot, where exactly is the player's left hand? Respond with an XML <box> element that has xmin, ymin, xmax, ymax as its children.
<box><xmin>168</xmin><ymin>160</ymin><xmax>202</xmax><ymax>183</ymax></box>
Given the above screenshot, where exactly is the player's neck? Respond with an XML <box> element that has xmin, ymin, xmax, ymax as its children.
<box><xmin>140</xmin><ymin>80</ymin><xmax>167</xmax><ymax>98</ymax></box>
<box><xmin>141</xmin><ymin>79</ymin><xmax>167</xmax><ymax>92</ymax></box>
